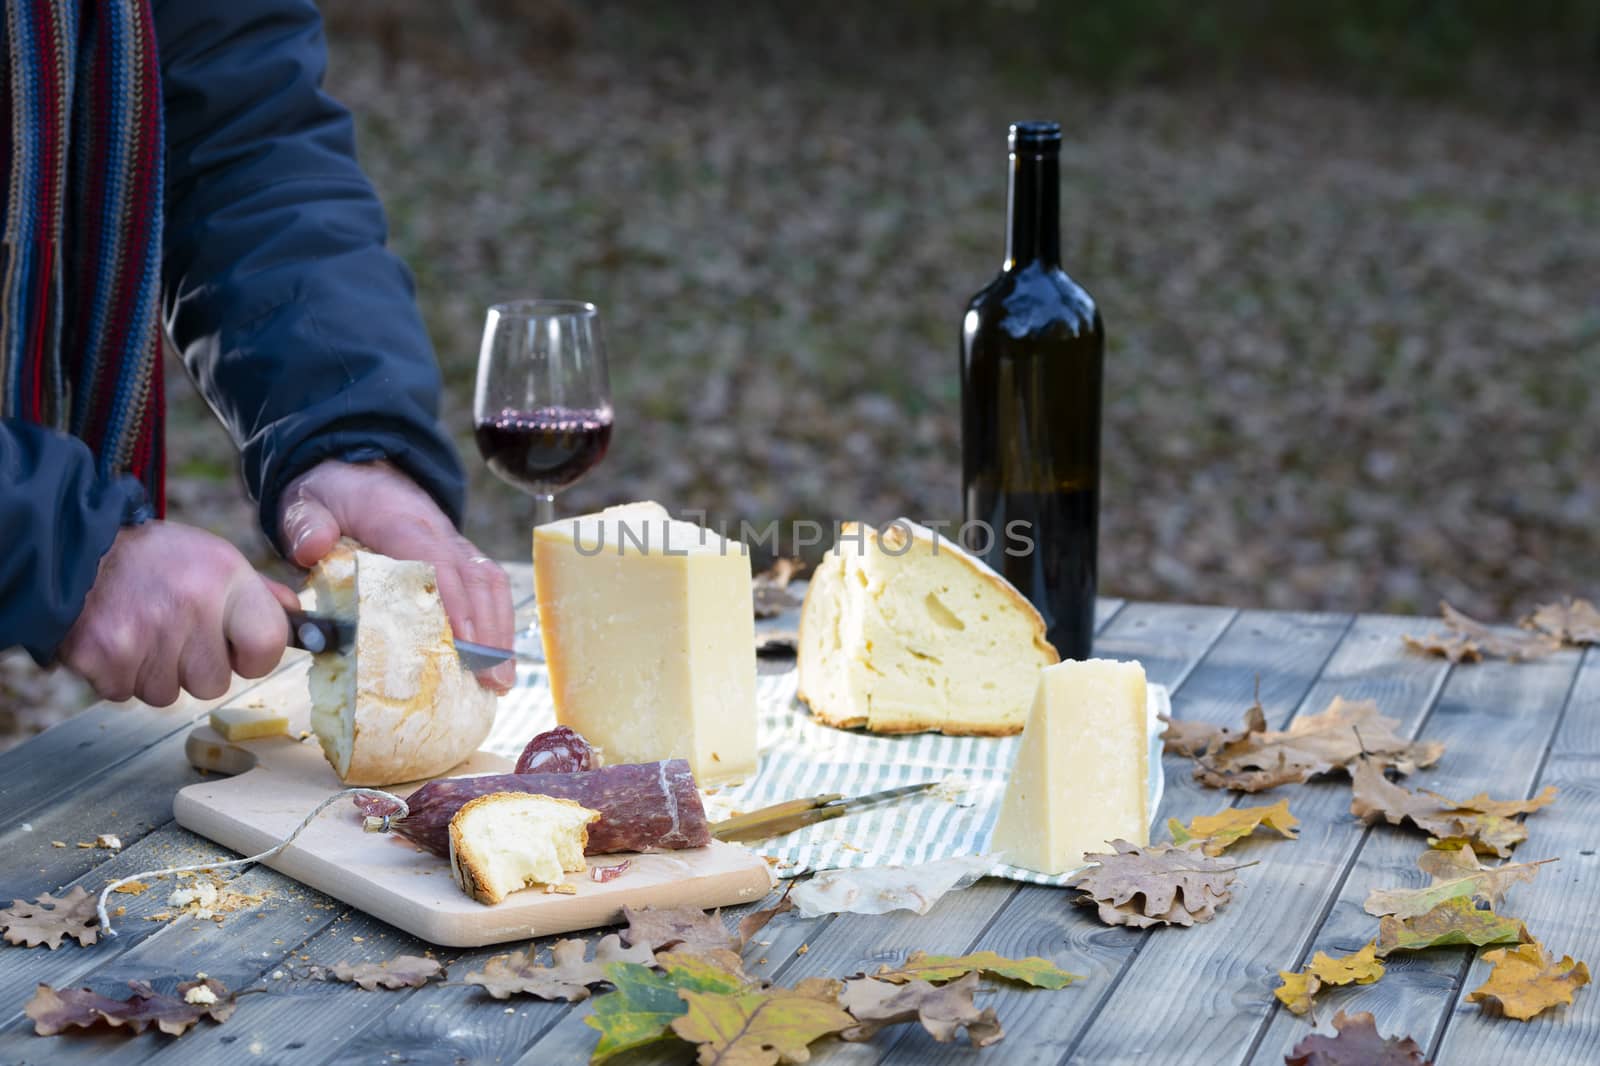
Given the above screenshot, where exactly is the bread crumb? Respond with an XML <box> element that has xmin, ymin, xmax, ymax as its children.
<box><xmin>50</xmin><ymin>841</ymin><xmax>66</xmax><ymax>848</ymax></box>
<box><xmin>184</xmin><ymin>985</ymin><xmax>218</xmax><ymax>1006</ymax></box>
<box><xmin>796</xmin><ymin>944</ymin><xmax>809</xmax><ymax>955</ymax></box>
<box><xmin>112</xmin><ymin>881</ymin><xmax>149</xmax><ymax>895</ymax></box>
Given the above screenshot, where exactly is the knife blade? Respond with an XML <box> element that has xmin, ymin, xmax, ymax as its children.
<box><xmin>284</xmin><ymin>609</ymin><xmax>532</xmax><ymax>669</ymax></box>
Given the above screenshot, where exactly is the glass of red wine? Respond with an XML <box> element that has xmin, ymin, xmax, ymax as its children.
<box><xmin>473</xmin><ymin>300</ymin><xmax>614</xmax><ymax>529</ymax></box>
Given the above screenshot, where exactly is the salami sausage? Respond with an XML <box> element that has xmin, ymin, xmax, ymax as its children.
<box><xmin>355</xmin><ymin>759</ymin><xmax>711</xmax><ymax>856</ymax></box>
<box><xmin>514</xmin><ymin>725</ymin><xmax>600</xmax><ymax>774</ymax></box>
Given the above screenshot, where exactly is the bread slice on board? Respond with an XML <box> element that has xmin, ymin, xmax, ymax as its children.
<box><xmin>797</xmin><ymin>520</ymin><xmax>1059</xmax><ymax>735</ymax></box>
<box><xmin>448</xmin><ymin>792</ymin><xmax>599</xmax><ymax>904</ymax></box>
<box><xmin>307</xmin><ymin>540</ymin><xmax>499</xmax><ymax>786</ymax></box>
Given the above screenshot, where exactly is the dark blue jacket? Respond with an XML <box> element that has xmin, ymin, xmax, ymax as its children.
<box><xmin>0</xmin><ymin>0</ymin><xmax>465</xmax><ymax>664</ymax></box>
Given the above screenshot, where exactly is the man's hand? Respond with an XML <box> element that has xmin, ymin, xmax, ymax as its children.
<box><xmin>61</xmin><ymin>523</ymin><xmax>299</xmax><ymax>707</ymax></box>
<box><xmin>279</xmin><ymin>460</ymin><xmax>515</xmax><ymax>693</ymax></box>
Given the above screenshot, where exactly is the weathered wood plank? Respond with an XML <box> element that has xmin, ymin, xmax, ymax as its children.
<box><xmin>1427</xmin><ymin>648</ymin><xmax>1600</xmax><ymax>1066</ymax></box>
<box><xmin>504</xmin><ymin>602</ymin><xmax>1235</xmax><ymax>1066</ymax></box>
<box><xmin>876</xmin><ymin>608</ymin><xmax>1353</xmax><ymax>1066</ymax></box>
<box><xmin>1248</xmin><ymin>644</ymin><xmax>1587</xmax><ymax>1063</ymax></box>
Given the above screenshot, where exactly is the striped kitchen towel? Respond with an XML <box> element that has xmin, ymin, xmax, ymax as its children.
<box><xmin>485</xmin><ymin>651</ymin><xmax>1167</xmax><ymax>887</ymax></box>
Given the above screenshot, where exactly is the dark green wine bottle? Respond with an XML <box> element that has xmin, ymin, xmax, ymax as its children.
<box><xmin>960</xmin><ymin>121</ymin><xmax>1104</xmax><ymax>660</ymax></box>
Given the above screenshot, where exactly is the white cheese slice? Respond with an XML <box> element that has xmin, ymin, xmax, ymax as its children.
<box><xmin>989</xmin><ymin>658</ymin><xmax>1149</xmax><ymax>875</ymax></box>
<box><xmin>533</xmin><ymin>501</ymin><xmax>758</xmax><ymax>785</ymax></box>
<box><xmin>208</xmin><ymin>705</ymin><xmax>289</xmax><ymax>742</ymax></box>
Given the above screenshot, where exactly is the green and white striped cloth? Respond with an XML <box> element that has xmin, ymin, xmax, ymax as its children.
<box><xmin>486</xmin><ymin>659</ymin><xmax>1167</xmax><ymax>887</ymax></box>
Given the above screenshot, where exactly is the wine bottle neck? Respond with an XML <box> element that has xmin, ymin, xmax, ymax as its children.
<box><xmin>1005</xmin><ymin>151</ymin><xmax>1061</xmax><ymax>269</ymax></box>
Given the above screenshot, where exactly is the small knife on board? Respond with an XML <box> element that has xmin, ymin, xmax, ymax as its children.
<box><xmin>710</xmin><ymin>781</ymin><xmax>941</xmax><ymax>843</ymax></box>
<box><xmin>284</xmin><ymin>609</ymin><xmax>535</xmax><ymax>670</ymax></box>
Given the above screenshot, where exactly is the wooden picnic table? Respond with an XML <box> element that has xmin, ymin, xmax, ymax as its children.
<box><xmin>1</xmin><ymin>565</ymin><xmax>1595</xmax><ymax>1065</ymax></box>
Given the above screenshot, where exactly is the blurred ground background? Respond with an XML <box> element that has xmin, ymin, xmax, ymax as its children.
<box><xmin>7</xmin><ymin>0</ymin><xmax>1600</xmax><ymax>744</ymax></box>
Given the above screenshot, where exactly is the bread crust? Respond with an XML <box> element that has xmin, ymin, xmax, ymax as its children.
<box><xmin>797</xmin><ymin>519</ymin><xmax>1057</xmax><ymax>736</ymax></box>
<box><xmin>448</xmin><ymin>792</ymin><xmax>596</xmax><ymax>905</ymax></box>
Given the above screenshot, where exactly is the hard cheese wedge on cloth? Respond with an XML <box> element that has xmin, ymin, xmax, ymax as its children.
<box><xmin>485</xmin><ymin>667</ymin><xmax>1167</xmax><ymax>886</ymax></box>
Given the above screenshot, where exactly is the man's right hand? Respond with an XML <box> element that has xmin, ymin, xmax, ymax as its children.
<box><xmin>60</xmin><ymin>522</ymin><xmax>300</xmax><ymax>707</ymax></box>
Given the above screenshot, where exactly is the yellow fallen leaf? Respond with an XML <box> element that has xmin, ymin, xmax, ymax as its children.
<box><xmin>1274</xmin><ymin>941</ymin><xmax>1385</xmax><ymax>1015</ymax></box>
<box><xmin>1169</xmin><ymin>799</ymin><xmax>1300</xmax><ymax>856</ymax></box>
<box><xmin>670</xmin><ymin>978</ymin><xmax>853</xmax><ymax>1065</ymax></box>
<box><xmin>1467</xmin><ymin>942</ymin><xmax>1590</xmax><ymax>1021</ymax></box>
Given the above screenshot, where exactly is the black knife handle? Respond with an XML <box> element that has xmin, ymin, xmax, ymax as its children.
<box><xmin>285</xmin><ymin>610</ymin><xmax>350</xmax><ymax>655</ymax></box>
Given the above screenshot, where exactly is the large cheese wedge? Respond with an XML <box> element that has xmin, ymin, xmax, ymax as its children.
<box><xmin>534</xmin><ymin>501</ymin><xmax>758</xmax><ymax>785</ymax></box>
<box><xmin>307</xmin><ymin>541</ymin><xmax>499</xmax><ymax>786</ymax></box>
<box><xmin>797</xmin><ymin>520</ymin><xmax>1059</xmax><ymax>735</ymax></box>
<box><xmin>989</xmin><ymin>658</ymin><xmax>1149</xmax><ymax>875</ymax></box>
<box><xmin>448</xmin><ymin>792</ymin><xmax>598</xmax><ymax>904</ymax></box>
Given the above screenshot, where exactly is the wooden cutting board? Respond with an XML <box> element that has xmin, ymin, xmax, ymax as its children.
<box><xmin>172</xmin><ymin>666</ymin><xmax>775</xmax><ymax>947</ymax></box>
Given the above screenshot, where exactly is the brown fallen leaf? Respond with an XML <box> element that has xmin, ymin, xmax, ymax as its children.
<box><xmin>671</xmin><ymin>976</ymin><xmax>853</xmax><ymax>1065</ymax></box>
<box><xmin>327</xmin><ymin>955</ymin><xmax>445</xmax><ymax>991</ymax></box>
<box><xmin>1</xmin><ymin>887</ymin><xmax>99</xmax><ymax>950</ymax></box>
<box><xmin>1405</xmin><ymin>601</ymin><xmax>1561</xmax><ymax>664</ymax></box>
<box><xmin>1274</xmin><ymin>941</ymin><xmax>1386</xmax><ymax>1015</ymax></box>
<box><xmin>1169</xmin><ymin>799</ymin><xmax>1300</xmax><ymax>855</ymax></box>
<box><xmin>1285</xmin><ymin>1010</ymin><xmax>1431</xmax><ymax>1065</ymax></box>
<box><xmin>465</xmin><ymin>934</ymin><xmax>656</xmax><ymax>1001</ymax></box>
<box><xmin>1363</xmin><ymin>844</ymin><xmax>1553</xmax><ymax>919</ymax></box>
<box><xmin>1466</xmin><ymin>942</ymin><xmax>1590</xmax><ymax>1020</ymax></box>
<box><xmin>1159</xmin><ymin>687</ymin><xmax>1268</xmax><ymax>758</ymax></box>
<box><xmin>1066</xmin><ymin>840</ymin><xmax>1250</xmax><ymax>928</ymax></box>
<box><xmin>1375</xmin><ymin>897</ymin><xmax>1531</xmax><ymax>957</ymax></box>
<box><xmin>1182</xmin><ymin>697</ymin><xmax>1442</xmax><ymax>792</ymax></box>
<box><xmin>1521</xmin><ymin>597</ymin><xmax>1600</xmax><ymax>646</ymax></box>
<box><xmin>621</xmin><ymin>905</ymin><xmax>739</xmax><ymax>955</ymax></box>
<box><xmin>839</xmin><ymin>971</ymin><xmax>1002</xmax><ymax>1046</ymax></box>
<box><xmin>735</xmin><ymin>885</ymin><xmax>795</xmax><ymax>951</ymax></box>
<box><xmin>25</xmin><ymin>978</ymin><xmax>234</xmax><ymax>1037</ymax></box>
<box><xmin>1349</xmin><ymin>759</ymin><xmax>1552</xmax><ymax>857</ymax></box>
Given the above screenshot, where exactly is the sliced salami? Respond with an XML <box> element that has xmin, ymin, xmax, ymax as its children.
<box><xmin>354</xmin><ymin>759</ymin><xmax>710</xmax><ymax>857</ymax></box>
<box><xmin>514</xmin><ymin>725</ymin><xmax>600</xmax><ymax>774</ymax></box>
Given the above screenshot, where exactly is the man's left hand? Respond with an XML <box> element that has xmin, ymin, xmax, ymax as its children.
<box><xmin>279</xmin><ymin>460</ymin><xmax>516</xmax><ymax>693</ymax></box>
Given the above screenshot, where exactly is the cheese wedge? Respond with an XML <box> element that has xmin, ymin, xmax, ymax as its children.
<box><xmin>208</xmin><ymin>705</ymin><xmax>289</xmax><ymax>742</ymax></box>
<box><xmin>797</xmin><ymin>520</ymin><xmax>1059</xmax><ymax>735</ymax></box>
<box><xmin>306</xmin><ymin>540</ymin><xmax>498</xmax><ymax>786</ymax></box>
<box><xmin>448</xmin><ymin>792</ymin><xmax>598</xmax><ymax>904</ymax></box>
<box><xmin>990</xmin><ymin>658</ymin><xmax>1149</xmax><ymax>875</ymax></box>
<box><xmin>534</xmin><ymin>501</ymin><xmax>758</xmax><ymax>785</ymax></box>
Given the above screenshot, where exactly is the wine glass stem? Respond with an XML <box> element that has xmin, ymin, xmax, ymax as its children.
<box><xmin>533</xmin><ymin>492</ymin><xmax>556</xmax><ymax>528</ymax></box>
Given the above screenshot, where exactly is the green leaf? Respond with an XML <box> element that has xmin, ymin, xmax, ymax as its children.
<box><xmin>585</xmin><ymin>954</ymin><xmax>752</xmax><ymax>1063</ymax></box>
<box><xmin>870</xmin><ymin>950</ymin><xmax>1080</xmax><ymax>989</ymax></box>
<box><xmin>1376</xmin><ymin>897</ymin><xmax>1531</xmax><ymax>958</ymax></box>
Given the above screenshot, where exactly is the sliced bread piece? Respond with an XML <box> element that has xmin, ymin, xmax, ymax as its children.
<box><xmin>797</xmin><ymin>520</ymin><xmax>1059</xmax><ymax>735</ymax></box>
<box><xmin>307</xmin><ymin>540</ymin><xmax>498</xmax><ymax>786</ymax></box>
<box><xmin>448</xmin><ymin>792</ymin><xmax>600</xmax><ymax>904</ymax></box>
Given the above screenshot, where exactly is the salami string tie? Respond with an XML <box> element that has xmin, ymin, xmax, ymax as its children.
<box><xmin>96</xmin><ymin>788</ymin><xmax>409</xmax><ymax>938</ymax></box>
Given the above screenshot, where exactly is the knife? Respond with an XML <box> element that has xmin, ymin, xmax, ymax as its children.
<box><xmin>710</xmin><ymin>780</ymin><xmax>941</xmax><ymax>843</ymax></box>
<box><xmin>285</xmin><ymin>609</ymin><xmax>534</xmax><ymax>670</ymax></box>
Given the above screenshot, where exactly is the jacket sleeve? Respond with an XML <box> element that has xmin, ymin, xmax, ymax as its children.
<box><xmin>0</xmin><ymin>420</ymin><xmax>147</xmax><ymax>664</ymax></box>
<box><xmin>154</xmin><ymin>0</ymin><xmax>466</xmax><ymax>553</ymax></box>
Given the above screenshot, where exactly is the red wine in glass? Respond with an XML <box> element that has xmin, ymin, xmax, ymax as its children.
<box><xmin>475</xmin><ymin>406</ymin><xmax>613</xmax><ymax>493</ymax></box>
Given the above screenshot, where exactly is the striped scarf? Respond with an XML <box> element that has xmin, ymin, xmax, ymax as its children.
<box><xmin>1</xmin><ymin>0</ymin><xmax>165</xmax><ymax>511</ymax></box>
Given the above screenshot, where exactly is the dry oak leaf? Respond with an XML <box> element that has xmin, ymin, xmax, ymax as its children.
<box><xmin>753</xmin><ymin>558</ymin><xmax>806</xmax><ymax>619</ymax></box>
<box><xmin>1404</xmin><ymin>601</ymin><xmax>1561</xmax><ymax>664</ymax></box>
<box><xmin>1522</xmin><ymin>598</ymin><xmax>1600</xmax><ymax>646</ymax></box>
<box><xmin>1066</xmin><ymin>840</ymin><xmax>1249</xmax><ymax>928</ymax></box>
<box><xmin>1</xmin><ymin>886</ymin><xmax>99</xmax><ymax>950</ymax></box>
<box><xmin>866</xmin><ymin>950</ymin><xmax>1079</xmax><ymax>989</ymax></box>
<box><xmin>735</xmin><ymin>887</ymin><xmax>795</xmax><ymax>950</ymax></box>
<box><xmin>1160</xmin><ymin>698</ymin><xmax>1267</xmax><ymax>758</ymax></box>
<box><xmin>622</xmin><ymin>905</ymin><xmax>739</xmax><ymax>955</ymax></box>
<box><xmin>670</xmin><ymin>977</ymin><xmax>854</xmax><ymax>1066</ymax></box>
<box><xmin>1466</xmin><ymin>942</ymin><xmax>1590</xmax><ymax>1021</ymax></box>
<box><xmin>587</xmin><ymin>953</ymin><xmax>754</xmax><ymax>1063</ymax></box>
<box><xmin>1186</xmin><ymin>697</ymin><xmax>1443</xmax><ymax>793</ymax></box>
<box><xmin>327</xmin><ymin>954</ymin><xmax>445</xmax><ymax>991</ymax></box>
<box><xmin>1363</xmin><ymin>845</ymin><xmax>1553</xmax><ymax>920</ymax></box>
<box><xmin>1169</xmin><ymin>799</ymin><xmax>1300</xmax><ymax>855</ymax></box>
<box><xmin>1284</xmin><ymin>1010</ymin><xmax>1431</xmax><ymax>1066</ymax></box>
<box><xmin>466</xmin><ymin>934</ymin><xmax>655</xmax><ymax>1001</ymax></box>
<box><xmin>838</xmin><ymin>971</ymin><xmax>1002</xmax><ymax>1047</ymax></box>
<box><xmin>1349</xmin><ymin>759</ymin><xmax>1553</xmax><ymax>857</ymax></box>
<box><xmin>1375</xmin><ymin>897</ymin><xmax>1531</xmax><ymax>958</ymax></box>
<box><xmin>26</xmin><ymin>978</ymin><xmax>234</xmax><ymax>1037</ymax></box>
<box><xmin>1274</xmin><ymin>941</ymin><xmax>1386</xmax><ymax>1015</ymax></box>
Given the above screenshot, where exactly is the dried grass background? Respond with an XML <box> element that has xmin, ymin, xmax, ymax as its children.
<box><xmin>7</xmin><ymin>0</ymin><xmax>1600</xmax><ymax>743</ymax></box>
